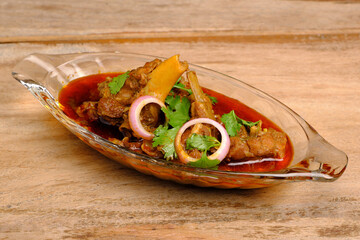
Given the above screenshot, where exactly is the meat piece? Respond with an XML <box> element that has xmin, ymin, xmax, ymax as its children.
<box><xmin>122</xmin><ymin>137</ymin><xmax>143</xmax><ymax>154</ymax></box>
<box><xmin>228</xmin><ymin>137</ymin><xmax>254</xmax><ymax>160</ymax></box>
<box><xmin>97</xmin><ymin>59</ymin><xmax>161</xmax><ymax>100</ymax></box>
<box><xmin>96</xmin><ymin>56</ymin><xmax>187</xmax><ymax>136</ymax></box>
<box><xmin>187</xmin><ymin>71</ymin><xmax>215</xmax><ymax>120</ymax></box>
<box><xmin>141</xmin><ymin>140</ymin><xmax>163</xmax><ymax>158</ymax></box>
<box><xmin>188</xmin><ymin>149</ymin><xmax>202</xmax><ymax>159</ymax></box>
<box><xmin>191</xmin><ymin>102</ymin><xmax>215</xmax><ymax>119</ymax></box>
<box><xmin>130</xmin><ymin>58</ymin><xmax>162</xmax><ymax>86</ymax></box>
<box><xmin>97</xmin><ymin>97</ymin><xmax>126</xmax><ymax>119</ymax></box>
<box><xmin>76</xmin><ymin>101</ymin><xmax>98</xmax><ymax>121</ymax></box>
<box><xmin>190</xmin><ymin>123</ymin><xmax>212</xmax><ymax>136</ymax></box>
<box><xmin>115</xmin><ymin>61</ymin><xmax>162</xmax><ymax>104</ymax></box>
<box><xmin>98</xmin><ymin>77</ymin><xmax>112</xmax><ymax>98</ymax></box>
<box><xmin>110</xmin><ymin>137</ymin><xmax>144</xmax><ymax>155</ymax></box>
<box><xmin>118</xmin><ymin>115</ymin><xmax>132</xmax><ymax>138</ymax></box>
<box><xmin>112</xmin><ymin>117</ymin><xmax>132</xmax><ymax>139</ymax></box>
<box><xmin>227</xmin><ymin>126</ymin><xmax>254</xmax><ymax>160</ymax></box>
<box><xmin>96</xmin><ymin>59</ymin><xmax>164</xmax><ymax>127</ymax></box>
<box><xmin>140</xmin><ymin>103</ymin><xmax>162</xmax><ymax>132</ymax></box>
<box><xmin>115</xmin><ymin>86</ymin><xmax>137</xmax><ymax>105</ymax></box>
<box><xmin>247</xmin><ymin>128</ymin><xmax>287</xmax><ymax>158</ymax></box>
<box><xmin>179</xmin><ymin>75</ymin><xmax>190</xmax><ymax>89</ymax></box>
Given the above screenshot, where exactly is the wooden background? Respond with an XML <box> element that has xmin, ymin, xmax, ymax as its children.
<box><xmin>1</xmin><ymin>0</ymin><xmax>360</xmax><ymax>239</ymax></box>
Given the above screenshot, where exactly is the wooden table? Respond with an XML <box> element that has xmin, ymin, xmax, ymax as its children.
<box><xmin>1</xmin><ymin>0</ymin><xmax>360</xmax><ymax>239</ymax></box>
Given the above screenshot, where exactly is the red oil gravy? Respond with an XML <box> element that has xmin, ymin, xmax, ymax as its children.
<box><xmin>59</xmin><ymin>73</ymin><xmax>293</xmax><ymax>173</ymax></box>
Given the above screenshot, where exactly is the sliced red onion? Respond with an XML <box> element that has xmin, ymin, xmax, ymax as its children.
<box><xmin>129</xmin><ymin>95</ymin><xmax>165</xmax><ymax>140</ymax></box>
<box><xmin>174</xmin><ymin>118</ymin><xmax>230</xmax><ymax>164</ymax></box>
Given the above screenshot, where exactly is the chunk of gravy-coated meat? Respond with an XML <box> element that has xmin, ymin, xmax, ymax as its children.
<box><xmin>141</xmin><ymin>139</ymin><xmax>164</xmax><ymax>158</ymax></box>
<box><xmin>130</xmin><ymin>58</ymin><xmax>162</xmax><ymax>86</ymax></box>
<box><xmin>228</xmin><ymin>137</ymin><xmax>254</xmax><ymax>160</ymax></box>
<box><xmin>188</xmin><ymin>71</ymin><xmax>215</xmax><ymax>120</ymax></box>
<box><xmin>97</xmin><ymin>97</ymin><xmax>126</xmax><ymax>119</ymax></box>
<box><xmin>247</xmin><ymin>128</ymin><xmax>287</xmax><ymax>158</ymax></box>
<box><xmin>227</xmin><ymin>126</ymin><xmax>253</xmax><ymax>160</ymax></box>
<box><xmin>140</xmin><ymin>103</ymin><xmax>161</xmax><ymax>132</ymax></box>
<box><xmin>95</xmin><ymin>59</ymin><xmax>162</xmax><ymax>126</ymax></box>
<box><xmin>227</xmin><ymin>126</ymin><xmax>287</xmax><ymax>161</ymax></box>
<box><xmin>76</xmin><ymin>101</ymin><xmax>99</xmax><ymax>122</ymax></box>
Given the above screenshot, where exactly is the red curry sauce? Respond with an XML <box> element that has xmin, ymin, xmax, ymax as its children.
<box><xmin>59</xmin><ymin>73</ymin><xmax>293</xmax><ymax>172</ymax></box>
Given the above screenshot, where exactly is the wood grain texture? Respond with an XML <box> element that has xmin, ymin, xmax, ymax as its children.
<box><xmin>1</xmin><ymin>0</ymin><xmax>360</xmax><ymax>42</ymax></box>
<box><xmin>1</xmin><ymin>40</ymin><xmax>359</xmax><ymax>239</ymax></box>
<box><xmin>2</xmin><ymin>29</ymin><xmax>360</xmax><ymax>44</ymax></box>
<box><xmin>1</xmin><ymin>0</ymin><xmax>360</xmax><ymax>239</ymax></box>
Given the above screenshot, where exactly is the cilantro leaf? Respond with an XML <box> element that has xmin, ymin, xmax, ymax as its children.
<box><xmin>152</xmin><ymin>95</ymin><xmax>191</xmax><ymax>160</ymax></box>
<box><xmin>186</xmin><ymin>133</ymin><xmax>220</xmax><ymax>152</ymax></box>
<box><xmin>152</xmin><ymin>125</ymin><xmax>168</xmax><ymax>142</ymax></box>
<box><xmin>162</xmin><ymin>95</ymin><xmax>190</xmax><ymax>127</ymax></box>
<box><xmin>186</xmin><ymin>134</ymin><xmax>221</xmax><ymax>169</ymax></box>
<box><xmin>206</xmin><ymin>94</ymin><xmax>218</xmax><ymax>105</ymax></box>
<box><xmin>237</xmin><ymin>118</ymin><xmax>260</xmax><ymax>128</ymax></box>
<box><xmin>171</xmin><ymin>78</ymin><xmax>218</xmax><ymax>105</ymax></box>
<box><xmin>152</xmin><ymin>125</ymin><xmax>180</xmax><ymax>160</ymax></box>
<box><xmin>108</xmin><ymin>71</ymin><xmax>130</xmax><ymax>95</ymax></box>
<box><xmin>221</xmin><ymin>110</ymin><xmax>241</xmax><ymax>137</ymax></box>
<box><xmin>188</xmin><ymin>152</ymin><xmax>220</xmax><ymax>170</ymax></box>
<box><xmin>221</xmin><ymin>110</ymin><xmax>260</xmax><ymax>136</ymax></box>
<box><xmin>173</xmin><ymin>82</ymin><xmax>193</xmax><ymax>95</ymax></box>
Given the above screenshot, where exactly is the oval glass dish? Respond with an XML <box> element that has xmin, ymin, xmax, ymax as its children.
<box><xmin>12</xmin><ymin>52</ymin><xmax>348</xmax><ymax>189</ymax></box>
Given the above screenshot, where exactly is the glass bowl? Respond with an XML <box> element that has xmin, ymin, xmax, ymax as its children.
<box><xmin>12</xmin><ymin>52</ymin><xmax>348</xmax><ymax>189</ymax></box>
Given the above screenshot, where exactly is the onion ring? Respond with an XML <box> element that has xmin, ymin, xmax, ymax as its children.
<box><xmin>129</xmin><ymin>95</ymin><xmax>165</xmax><ymax>140</ymax></box>
<box><xmin>174</xmin><ymin>118</ymin><xmax>230</xmax><ymax>164</ymax></box>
